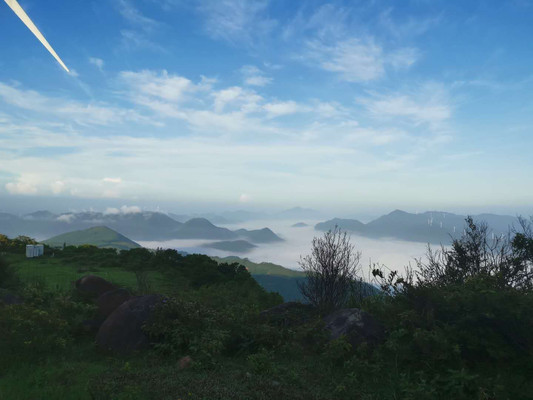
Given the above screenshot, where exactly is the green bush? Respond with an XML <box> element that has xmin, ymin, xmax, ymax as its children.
<box><xmin>0</xmin><ymin>256</ymin><xmax>21</xmax><ymax>289</ymax></box>
<box><xmin>145</xmin><ymin>297</ymin><xmax>230</xmax><ymax>360</ymax></box>
<box><xmin>0</xmin><ymin>304</ymin><xmax>72</xmax><ymax>365</ymax></box>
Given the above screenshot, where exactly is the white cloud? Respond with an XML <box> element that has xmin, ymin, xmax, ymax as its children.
<box><xmin>120</xmin><ymin>205</ymin><xmax>141</xmax><ymax>214</ymax></box>
<box><xmin>304</xmin><ymin>38</ymin><xmax>419</xmax><ymax>83</ymax></box>
<box><xmin>212</xmin><ymin>86</ymin><xmax>262</xmax><ymax>113</ymax></box>
<box><xmin>51</xmin><ymin>180</ymin><xmax>65</xmax><ymax>194</ymax></box>
<box><xmin>0</xmin><ymin>82</ymin><xmax>150</xmax><ymax>126</ymax></box>
<box><xmin>57</xmin><ymin>214</ymin><xmax>75</xmax><ymax>223</ymax></box>
<box><xmin>120</xmin><ymin>70</ymin><xmax>196</xmax><ymax>103</ymax></box>
<box><xmin>306</xmin><ymin>38</ymin><xmax>385</xmax><ymax>82</ymax></box>
<box><xmin>104</xmin><ymin>205</ymin><xmax>141</xmax><ymax>214</ymax></box>
<box><xmin>241</xmin><ymin>65</ymin><xmax>272</xmax><ymax>87</ymax></box>
<box><xmin>89</xmin><ymin>57</ymin><xmax>104</xmax><ymax>71</ymax></box>
<box><xmin>263</xmin><ymin>101</ymin><xmax>303</xmax><ymax>118</ymax></box>
<box><xmin>359</xmin><ymin>83</ymin><xmax>452</xmax><ymax>126</ymax></box>
<box><xmin>5</xmin><ymin>181</ymin><xmax>37</xmax><ymax>195</ymax></box>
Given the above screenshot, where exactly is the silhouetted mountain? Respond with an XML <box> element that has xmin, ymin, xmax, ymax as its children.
<box><xmin>315</xmin><ymin>210</ymin><xmax>519</xmax><ymax>244</ymax></box>
<box><xmin>205</xmin><ymin>240</ymin><xmax>256</xmax><ymax>253</ymax></box>
<box><xmin>174</xmin><ymin>218</ymin><xmax>236</xmax><ymax>240</ymax></box>
<box><xmin>0</xmin><ymin>210</ymin><xmax>287</xmax><ymax>244</ymax></box>
<box><xmin>234</xmin><ymin>227</ymin><xmax>284</xmax><ymax>243</ymax></box>
<box><xmin>291</xmin><ymin>222</ymin><xmax>308</xmax><ymax>227</ymax></box>
<box><xmin>44</xmin><ymin>226</ymin><xmax>141</xmax><ymax>250</ymax></box>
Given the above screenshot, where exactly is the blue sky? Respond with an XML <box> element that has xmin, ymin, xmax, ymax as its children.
<box><xmin>1</xmin><ymin>0</ymin><xmax>532</xmax><ymax>215</ymax></box>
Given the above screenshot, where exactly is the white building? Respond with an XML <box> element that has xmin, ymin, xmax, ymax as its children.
<box><xmin>26</xmin><ymin>244</ymin><xmax>44</xmax><ymax>258</ymax></box>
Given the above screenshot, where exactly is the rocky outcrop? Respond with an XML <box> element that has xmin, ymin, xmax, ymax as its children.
<box><xmin>95</xmin><ymin>288</ymin><xmax>131</xmax><ymax>321</ymax></box>
<box><xmin>323</xmin><ymin>308</ymin><xmax>384</xmax><ymax>348</ymax></box>
<box><xmin>96</xmin><ymin>294</ymin><xmax>163</xmax><ymax>353</ymax></box>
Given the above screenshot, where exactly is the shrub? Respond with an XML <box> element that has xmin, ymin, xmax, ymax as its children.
<box><xmin>0</xmin><ymin>256</ymin><xmax>21</xmax><ymax>289</ymax></box>
<box><xmin>0</xmin><ymin>304</ymin><xmax>72</xmax><ymax>365</ymax></box>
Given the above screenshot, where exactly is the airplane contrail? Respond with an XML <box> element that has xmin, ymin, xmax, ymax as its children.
<box><xmin>3</xmin><ymin>0</ymin><xmax>69</xmax><ymax>72</ymax></box>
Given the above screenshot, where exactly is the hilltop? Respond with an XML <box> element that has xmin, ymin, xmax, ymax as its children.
<box><xmin>43</xmin><ymin>226</ymin><xmax>141</xmax><ymax>250</ymax></box>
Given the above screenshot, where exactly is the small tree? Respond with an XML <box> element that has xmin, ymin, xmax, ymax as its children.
<box><xmin>298</xmin><ymin>226</ymin><xmax>361</xmax><ymax>312</ymax></box>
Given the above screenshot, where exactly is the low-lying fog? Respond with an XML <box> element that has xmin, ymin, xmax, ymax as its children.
<box><xmin>139</xmin><ymin>220</ymin><xmax>430</xmax><ymax>276</ymax></box>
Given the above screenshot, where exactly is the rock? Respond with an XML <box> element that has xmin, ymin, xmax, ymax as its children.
<box><xmin>0</xmin><ymin>292</ymin><xmax>23</xmax><ymax>305</ymax></box>
<box><xmin>178</xmin><ymin>355</ymin><xmax>193</xmax><ymax>370</ymax></box>
<box><xmin>96</xmin><ymin>294</ymin><xmax>162</xmax><ymax>353</ymax></box>
<box><xmin>260</xmin><ymin>302</ymin><xmax>315</xmax><ymax>327</ymax></box>
<box><xmin>75</xmin><ymin>275</ymin><xmax>117</xmax><ymax>298</ymax></box>
<box><xmin>323</xmin><ymin>308</ymin><xmax>384</xmax><ymax>348</ymax></box>
<box><xmin>96</xmin><ymin>288</ymin><xmax>131</xmax><ymax>321</ymax></box>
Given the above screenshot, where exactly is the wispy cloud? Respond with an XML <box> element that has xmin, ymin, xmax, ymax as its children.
<box><xmin>117</xmin><ymin>0</ymin><xmax>159</xmax><ymax>32</ymax></box>
<box><xmin>359</xmin><ymin>83</ymin><xmax>452</xmax><ymax>127</ymax></box>
<box><xmin>197</xmin><ymin>0</ymin><xmax>276</xmax><ymax>46</ymax></box>
<box><xmin>241</xmin><ymin>65</ymin><xmax>272</xmax><ymax>87</ymax></box>
<box><xmin>0</xmin><ymin>82</ymin><xmax>150</xmax><ymax>126</ymax></box>
<box><xmin>302</xmin><ymin>38</ymin><xmax>419</xmax><ymax>82</ymax></box>
<box><xmin>89</xmin><ymin>57</ymin><xmax>104</xmax><ymax>71</ymax></box>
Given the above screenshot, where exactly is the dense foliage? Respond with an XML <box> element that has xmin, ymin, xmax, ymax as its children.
<box><xmin>1</xmin><ymin>219</ymin><xmax>532</xmax><ymax>399</ymax></box>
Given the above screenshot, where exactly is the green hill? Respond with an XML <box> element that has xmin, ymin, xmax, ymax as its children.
<box><xmin>212</xmin><ymin>256</ymin><xmax>305</xmax><ymax>277</ymax></box>
<box><xmin>43</xmin><ymin>226</ymin><xmax>141</xmax><ymax>250</ymax></box>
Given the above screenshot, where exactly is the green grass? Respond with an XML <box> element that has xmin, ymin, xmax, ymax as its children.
<box><xmin>4</xmin><ymin>253</ymin><xmax>174</xmax><ymax>294</ymax></box>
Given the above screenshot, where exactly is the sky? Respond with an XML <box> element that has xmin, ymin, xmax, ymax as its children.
<box><xmin>1</xmin><ymin>0</ymin><xmax>533</xmax><ymax>216</ymax></box>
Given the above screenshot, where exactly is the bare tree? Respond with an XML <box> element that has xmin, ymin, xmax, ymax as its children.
<box><xmin>298</xmin><ymin>226</ymin><xmax>361</xmax><ymax>312</ymax></box>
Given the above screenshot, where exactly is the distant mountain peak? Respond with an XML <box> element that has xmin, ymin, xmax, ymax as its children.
<box><xmin>184</xmin><ymin>218</ymin><xmax>216</xmax><ymax>227</ymax></box>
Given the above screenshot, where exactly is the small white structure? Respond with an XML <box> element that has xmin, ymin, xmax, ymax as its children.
<box><xmin>26</xmin><ymin>244</ymin><xmax>44</xmax><ymax>258</ymax></box>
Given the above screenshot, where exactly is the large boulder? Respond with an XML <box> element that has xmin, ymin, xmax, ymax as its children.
<box><xmin>260</xmin><ymin>301</ymin><xmax>315</xmax><ymax>327</ymax></box>
<box><xmin>95</xmin><ymin>288</ymin><xmax>131</xmax><ymax>321</ymax></box>
<box><xmin>96</xmin><ymin>294</ymin><xmax>163</xmax><ymax>353</ymax></box>
<box><xmin>75</xmin><ymin>275</ymin><xmax>117</xmax><ymax>298</ymax></box>
<box><xmin>323</xmin><ymin>308</ymin><xmax>384</xmax><ymax>348</ymax></box>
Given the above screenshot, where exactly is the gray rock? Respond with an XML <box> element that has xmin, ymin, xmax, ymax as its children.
<box><xmin>323</xmin><ymin>308</ymin><xmax>384</xmax><ymax>348</ymax></box>
<box><xmin>95</xmin><ymin>288</ymin><xmax>131</xmax><ymax>321</ymax></box>
<box><xmin>96</xmin><ymin>294</ymin><xmax>162</xmax><ymax>353</ymax></box>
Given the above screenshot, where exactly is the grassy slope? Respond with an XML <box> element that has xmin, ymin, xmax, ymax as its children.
<box><xmin>212</xmin><ymin>256</ymin><xmax>304</xmax><ymax>277</ymax></box>
<box><xmin>44</xmin><ymin>226</ymin><xmax>141</xmax><ymax>250</ymax></box>
<box><xmin>4</xmin><ymin>253</ymin><xmax>174</xmax><ymax>293</ymax></box>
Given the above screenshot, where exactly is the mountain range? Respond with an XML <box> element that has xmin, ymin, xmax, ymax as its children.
<box><xmin>0</xmin><ymin>211</ymin><xmax>284</xmax><ymax>243</ymax></box>
<box><xmin>315</xmin><ymin>210</ymin><xmax>520</xmax><ymax>244</ymax></box>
